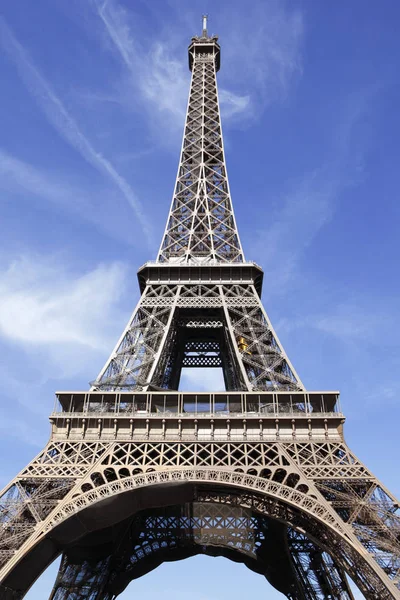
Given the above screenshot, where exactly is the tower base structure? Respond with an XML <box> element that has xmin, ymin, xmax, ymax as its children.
<box><xmin>0</xmin><ymin>390</ymin><xmax>399</xmax><ymax>599</ymax></box>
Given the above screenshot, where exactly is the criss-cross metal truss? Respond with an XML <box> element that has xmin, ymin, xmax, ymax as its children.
<box><xmin>0</xmin><ymin>17</ymin><xmax>400</xmax><ymax>600</ymax></box>
<box><xmin>91</xmin><ymin>281</ymin><xmax>303</xmax><ymax>392</ymax></box>
<box><xmin>157</xmin><ymin>29</ymin><xmax>242</xmax><ymax>264</ymax></box>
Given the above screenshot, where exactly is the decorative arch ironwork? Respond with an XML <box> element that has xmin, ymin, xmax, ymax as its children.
<box><xmin>1</xmin><ymin>469</ymin><xmax>398</xmax><ymax>599</ymax></box>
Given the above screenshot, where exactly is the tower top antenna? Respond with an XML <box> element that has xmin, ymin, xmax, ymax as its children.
<box><xmin>202</xmin><ymin>14</ymin><xmax>208</xmax><ymax>37</ymax></box>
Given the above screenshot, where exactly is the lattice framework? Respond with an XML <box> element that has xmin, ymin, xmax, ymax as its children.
<box><xmin>157</xmin><ymin>43</ymin><xmax>243</xmax><ymax>264</ymax></box>
<box><xmin>91</xmin><ymin>283</ymin><xmax>303</xmax><ymax>392</ymax></box>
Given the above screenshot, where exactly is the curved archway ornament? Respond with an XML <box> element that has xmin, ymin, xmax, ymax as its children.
<box><xmin>1</xmin><ymin>15</ymin><xmax>400</xmax><ymax>600</ymax></box>
<box><xmin>46</xmin><ymin>468</ymin><xmax>400</xmax><ymax>594</ymax></box>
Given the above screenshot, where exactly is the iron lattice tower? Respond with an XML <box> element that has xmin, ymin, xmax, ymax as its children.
<box><xmin>1</xmin><ymin>18</ymin><xmax>400</xmax><ymax>600</ymax></box>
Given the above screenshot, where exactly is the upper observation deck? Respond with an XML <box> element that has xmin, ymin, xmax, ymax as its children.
<box><xmin>188</xmin><ymin>15</ymin><xmax>220</xmax><ymax>71</ymax></box>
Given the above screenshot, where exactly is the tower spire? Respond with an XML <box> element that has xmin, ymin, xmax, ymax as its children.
<box><xmin>202</xmin><ymin>14</ymin><xmax>208</xmax><ymax>37</ymax></box>
<box><xmin>158</xmin><ymin>18</ymin><xmax>239</xmax><ymax>264</ymax></box>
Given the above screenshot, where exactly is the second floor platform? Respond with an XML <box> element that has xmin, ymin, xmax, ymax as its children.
<box><xmin>50</xmin><ymin>390</ymin><xmax>345</xmax><ymax>443</ymax></box>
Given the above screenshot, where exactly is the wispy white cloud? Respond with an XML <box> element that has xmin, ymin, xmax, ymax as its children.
<box><xmin>0</xmin><ymin>16</ymin><xmax>153</xmax><ymax>242</ymax></box>
<box><xmin>250</xmin><ymin>168</ymin><xmax>337</xmax><ymax>292</ymax></box>
<box><xmin>92</xmin><ymin>0</ymin><xmax>276</xmax><ymax>131</ymax></box>
<box><xmin>314</xmin><ymin>307</ymin><xmax>384</xmax><ymax>341</ymax></box>
<box><xmin>248</xmin><ymin>82</ymin><xmax>375</xmax><ymax>295</ymax></box>
<box><xmin>219</xmin><ymin>89</ymin><xmax>251</xmax><ymax>120</ymax></box>
<box><xmin>216</xmin><ymin>1</ymin><xmax>304</xmax><ymax>114</ymax></box>
<box><xmin>0</xmin><ymin>254</ymin><xmax>133</xmax><ymax>448</ymax></box>
<box><xmin>173</xmin><ymin>1</ymin><xmax>304</xmax><ymax>116</ymax></box>
<box><xmin>0</xmin><ymin>148</ymin><xmax>146</xmax><ymax>245</ymax></box>
<box><xmin>0</xmin><ymin>254</ymin><xmax>129</xmax><ymax>378</ymax></box>
<box><xmin>95</xmin><ymin>0</ymin><xmax>188</xmax><ymax>130</ymax></box>
<box><xmin>278</xmin><ymin>303</ymin><xmax>390</xmax><ymax>343</ymax></box>
<box><xmin>140</xmin><ymin>42</ymin><xmax>189</xmax><ymax>123</ymax></box>
<box><xmin>368</xmin><ymin>381</ymin><xmax>400</xmax><ymax>404</ymax></box>
<box><xmin>275</xmin><ymin>300</ymin><xmax>399</xmax><ymax>410</ymax></box>
<box><xmin>0</xmin><ymin>149</ymin><xmax>77</xmax><ymax>204</ymax></box>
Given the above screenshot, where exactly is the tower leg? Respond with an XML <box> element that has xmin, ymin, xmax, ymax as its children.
<box><xmin>49</xmin><ymin>554</ymin><xmax>113</xmax><ymax>600</ymax></box>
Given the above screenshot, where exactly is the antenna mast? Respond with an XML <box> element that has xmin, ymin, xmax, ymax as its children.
<box><xmin>202</xmin><ymin>14</ymin><xmax>208</xmax><ymax>37</ymax></box>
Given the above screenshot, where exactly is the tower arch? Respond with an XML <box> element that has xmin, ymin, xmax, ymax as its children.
<box><xmin>0</xmin><ymin>469</ymin><xmax>397</xmax><ymax>599</ymax></box>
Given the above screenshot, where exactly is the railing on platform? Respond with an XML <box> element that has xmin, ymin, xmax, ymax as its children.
<box><xmin>54</xmin><ymin>391</ymin><xmax>341</xmax><ymax>418</ymax></box>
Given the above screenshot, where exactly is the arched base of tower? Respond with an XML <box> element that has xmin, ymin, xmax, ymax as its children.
<box><xmin>49</xmin><ymin>504</ymin><xmax>338</xmax><ymax>600</ymax></box>
<box><xmin>1</xmin><ymin>475</ymin><xmax>368</xmax><ymax>599</ymax></box>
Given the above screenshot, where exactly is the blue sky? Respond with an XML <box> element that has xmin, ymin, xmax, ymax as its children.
<box><xmin>0</xmin><ymin>0</ymin><xmax>399</xmax><ymax>598</ymax></box>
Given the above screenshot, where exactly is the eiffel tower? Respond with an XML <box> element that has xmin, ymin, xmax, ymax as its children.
<box><xmin>1</xmin><ymin>16</ymin><xmax>399</xmax><ymax>600</ymax></box>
